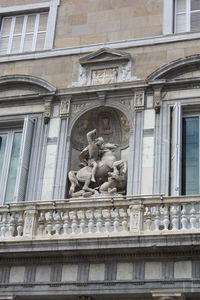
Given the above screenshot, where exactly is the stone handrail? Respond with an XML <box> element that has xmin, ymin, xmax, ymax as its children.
<box><xmin>0</xmin><ymin>195</ymin><xmax>200</xmax><ymax>239</ymax></box>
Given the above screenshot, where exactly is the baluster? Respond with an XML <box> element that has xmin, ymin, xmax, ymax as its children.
<box><xmin>181</xmin><ymin>205</ymin><xmax>188</xmax><ymax>230</ymax></box>
<box><xmin>111</xmin><ymin>208</ymin><xmax>120</xmax><ymax>232</ymax></box>
<box><xmin>38</xmin><ymin>212</ymin><xmax>45</xmax><ymax>235</ymax></box>
<box><xmin>190</xmin><ymin>203</ymin><xmax>197</xmax><ymax>229</ymax></box>
<box><xmin>163</xmin><ymin>205</ymin><xmax>169</xmax><ymax>230</ymax></box>
<box><xmin>1</xmin><ymin>213</ymin><xmax>8</xmax><ymax>237</ymax></box>
<box><xmin>119</xmin><ymin>208</ymin><xmax>128</xmax><ymax>231</ymax></box>
<box><xmin>8</xmin><ymin>213</ymin><xmax>16</xmax><ymax>237</ymax></box>
<box><xmin>102</xmin><ymin>209</ymin><xmax>111</xmax><ymax>233</ymax></box>
<box><xmin>171</xmin><ymin>205</ymin><xmax>179</xmax><ymax>230</ymax></box>
<box><xmin>94</xmin><ymin>209</ymin><xmax>102</xmax><ymax>234</ymax></box>
<box><xmin>69</xmin><ymin>211</ymin><xmax>78</xmax><ymax>234</ymax></box>
<box><xmin>54</xmin><ymin>210</ymin><xmax>62</xmax><ymax>235</ymax></box>
<box><xmin>63</xmin><ymin>211</ymin><xmax>70</xmax><ymax>235</ymax></box>
<box><xmin>144</xmin><ymin>206</ymin><xmax>152</xmax><ymax>231</ymax></box>
<box><xmin>77</xmin><ymin>210</ymin><xmax>86</xmax><ymax>234</ymax></box>
<box><xmin>46</xmin><ymin>211</ymin><xmax>53</xmax><ymax>235</ymax></box>
<box><xmin>86</xmin><ymin>210</ymin><xmax>94</xmax><ymax>234</ymax></box>
<box><xmin>17</xmin><ymin>213</ymin><xmax>24</xmax><ymax>236</ymax></box>
<box><xmin>154</xmin><ymin>205</ymin><xmax>160</xmax><ymax>231</ymax></box>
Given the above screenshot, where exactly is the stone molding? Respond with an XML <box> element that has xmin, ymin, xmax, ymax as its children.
<box><xmin>152</xmin><ymin>292</ymin><xmax>185</xmax><ymax>300</ymax></box>
<box><xmin>0</xmin><ymin>75</ymin><xmax>56</xmax><ymax>93</ymax></box>
<box><xmin>0</xmin><ymin>32</ymin><xmax>200</xmax><ymax>64</ymax></box>
<box><xmin>147</xmin><ymin>54</ymin><xmax>200</xmax><ymax>81</ymax></box>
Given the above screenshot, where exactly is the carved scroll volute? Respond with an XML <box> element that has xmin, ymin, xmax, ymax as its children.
<box><xmin>60</xmin><ymin>95</ymin><xmax>72</xmax><ymax>118</ymax></box>
<box><xmin>43</xmin><ymin>96</ymin><xmax>54</xmax><ymax>124</ymax></box>
<box><xmin>153</xmin><ymin>86</ymin><xmax>162</xmax><ymax>113</ymax></box>
<box><xmin>133</xmin><ymin>89</ymin><xmax>145</xmax><ymax>111</ymax></box>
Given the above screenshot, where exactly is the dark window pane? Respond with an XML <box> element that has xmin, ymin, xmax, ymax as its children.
<box><xmin>182</xmin><ymin>117</ymin><xmax>199</xmax><ymax>195</ymax></box>
<box><xmin>191</xmin><ymin>0</ymin><xmax>200</xmax><ymax>11</ymax></box>
<box><xmin>191</xmin><ymin>11</ymin><xmax>200</xmax><ymax>31</ymax></box>
<box><xmin>5</xmin><ymin>132</ymin><xmax>22</xmax><ymax>203</ymax></box>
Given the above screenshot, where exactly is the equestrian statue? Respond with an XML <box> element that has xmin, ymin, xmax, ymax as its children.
<box><xmin>68</xmin><ymin>129</ymin><xmax>127</xmax><ymax>198</ymax></box>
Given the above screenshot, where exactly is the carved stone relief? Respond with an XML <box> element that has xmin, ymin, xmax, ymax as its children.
<box><xmin>91</xmin><ymin>68</ymin><xmax>118</xmax><ymax>85</ymax></box>
<box><xmin>71</xmin><ymin>103</ymin><xmax>87</xmax><ymax>116</ymax></box>
<box><xmin>60</xmin><ymin>95</ymin><xmax>71</xmax><ymax>118</ymax></box>
<box><xmin>134</xmin><ymin>90</ymin><xmax>145</xmax><ymax>110</ymax></box>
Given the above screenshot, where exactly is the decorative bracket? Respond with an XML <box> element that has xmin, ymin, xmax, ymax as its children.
<box><xmin>96</xmin><ymin>91</ymin><xmax>107</xmax><ymax>106</ymax></box>
<box><xmin>59</xmin><ymin>95</ymin><xmax>71</xmax><ymax>118</ymax></box>
<box><xmin>153</xmin><ymin>86</ymin><xmax>163</xmax><ymax>113</ymax></box>
<box><xmin>43</xmin><ymin>95</ymin><xmax>53</xmax><ymax>124</ymax></box>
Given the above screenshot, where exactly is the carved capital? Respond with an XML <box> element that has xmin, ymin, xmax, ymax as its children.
<box><xmin>60</xmin><ymin>95</ymin><xmax>71</xmax><ymax>118</ymax></box>
<box><xmin>133</xmin><ymin>90</ymin><xmax>145</xmax><ymax>111</ymax></box>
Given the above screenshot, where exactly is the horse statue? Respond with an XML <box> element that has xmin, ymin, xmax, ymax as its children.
<box><xmin>68</xmin><ymin>129</ymin><xmax>127</xmax><ymax>197</ymax></box>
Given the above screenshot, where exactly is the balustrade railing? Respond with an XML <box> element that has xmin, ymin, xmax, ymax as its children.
<box><xmin>0</xmin><ymin>195</ymin><xmax>200</xmax><ymax>240</ymax></box>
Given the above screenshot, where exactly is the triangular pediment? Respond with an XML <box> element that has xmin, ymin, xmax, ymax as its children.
<box><xmin>79</xmin><ymin>48</ymin><xmax>131</xmax><ymax>65</ymax></box>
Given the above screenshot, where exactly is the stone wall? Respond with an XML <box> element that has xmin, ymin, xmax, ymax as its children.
<box><xmin>1</xmin><ymin>39</ymin><xmax>200</xmax><ymax>88</ymax></box>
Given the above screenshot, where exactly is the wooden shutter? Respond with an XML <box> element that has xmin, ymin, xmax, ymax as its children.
<box><xmin>14</xmin><ymin>117</ymin><xmax>34</xmax><ymax>202</ymax></box>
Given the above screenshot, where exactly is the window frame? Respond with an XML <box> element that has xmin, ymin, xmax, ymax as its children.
<box><xmin>0</xmin><ymin>116</ymin><xmax>35</xmax><ymax>204</ymax></box>
<box><xmin>170</xmin><ymin>103</ymin><xmax>200</xmax><ymax>196</ymax></box>
<box><xmin>163</xmin><ymin>0</ymin><xmax>200</xmax><ymax>35</ymax></box>
<box><xmin>0</xmin><ymin>0</ymin><xmax>60</xmax><ymax>55</ymax></box>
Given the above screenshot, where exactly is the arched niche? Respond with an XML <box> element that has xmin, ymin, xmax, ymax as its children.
<box><xmin>70</xmin><ymin>106</ymin><xmax>130</xmax><ymax>171</ymax></box>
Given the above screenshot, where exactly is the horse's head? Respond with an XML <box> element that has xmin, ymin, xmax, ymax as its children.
<box><xmin>102</xmin><ymin>143</ymin><xmax>118</xmax><ymax>150</ymax></box>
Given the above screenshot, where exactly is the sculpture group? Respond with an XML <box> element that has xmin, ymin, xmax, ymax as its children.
<box><xmin>68</xmin><ymin>129</ymin><xmax>127</xmax><ymax>197</ymax></box>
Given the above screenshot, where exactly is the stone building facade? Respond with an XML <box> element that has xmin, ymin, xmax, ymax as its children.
<box><xmin>0</xmin><ymin>0</ymin><xmax>200</xmax><ymax>299</ymax></box>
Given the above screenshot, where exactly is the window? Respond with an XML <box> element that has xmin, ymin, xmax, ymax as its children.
<box><xmin>182</xmin><ymin>116</ymin><xmax>200</xmax><ymax>195</ymax></box>
<box><xmin>0</xmin><ymin>12</ymin><xmax>48</xmax><ymax>55</ymax></box>
<box><xmin>175</xmin><ymin>0</ymin><xmax>200</xmax><ymax>33</ymax></box>
<box><xmin>0</xmin><ymin>117</ymin><xmax>34</xmax><ymax>204</ymax></box>
<box><xmin>0</xmin><ymin>0</ymin><xmax>60</xmax><ymax>55</ymax></box>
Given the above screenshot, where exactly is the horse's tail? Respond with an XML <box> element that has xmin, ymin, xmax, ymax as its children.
<box><xmin>68</xmin><ymin>171</ymin><xmax>79</xmax><ymax>196</ymax></box>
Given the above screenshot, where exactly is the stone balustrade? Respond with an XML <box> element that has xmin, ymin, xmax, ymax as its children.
<box><xmin>0</xmin><ymin>195</ymin><xmax>200</xmax><ymax>239</ymax></box>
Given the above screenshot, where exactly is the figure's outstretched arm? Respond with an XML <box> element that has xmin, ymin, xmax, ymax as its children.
<box><xmin>86</xmin><ymin>129</ymin><xmax>96</xmax><ymax>144</ymax></box>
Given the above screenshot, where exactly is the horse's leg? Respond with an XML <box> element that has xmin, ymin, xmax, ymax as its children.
<box><xmin>83</xmin><ymin>179</ymin><xmax>94</xmax><ymax>192</ymax></box>
<box><xmin>91</xmin><ymin>161</ymin><xmax>97</xmax><ymax>182</ymax></box>
<box><xmin>112</xmin><ymin>160</ymin><xmax>123</xmax><ymax>175</ymax></box>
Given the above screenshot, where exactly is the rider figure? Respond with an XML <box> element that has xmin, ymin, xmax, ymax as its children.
<box><xmin>80</xmin><ymin>129</ymin><xmax>104</xmax><ymax>182</ymax></box>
